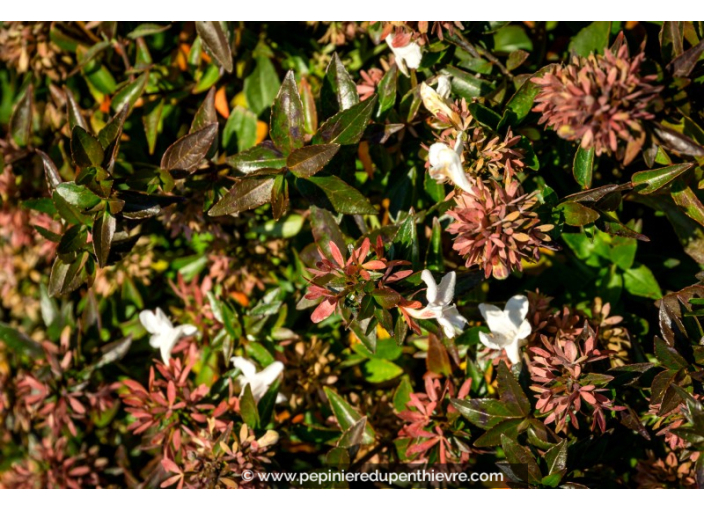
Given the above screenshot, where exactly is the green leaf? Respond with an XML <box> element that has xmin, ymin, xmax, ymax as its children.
<box><xmin>76</xmin><ymin>40</ymin><xmax>111</xmax><ymax>71</ymax></box>
<box><xmin>127</xmin><ymin>23</ymin><xmax>171</xmax><ymax>39</ymax></box>
<box><xmin>654</xmin><ymin>337</ymin><xmax>688</xmax><ymax>370</ymax></box>
<box><xmin>573</xmin><ymin>145</ymin><xmax>595</xmax><ymax>190</ymax></box>
<box><xmin>191</xmin><ymin>88</ymin><xmax>217</xmax><ymax>133</ymax></box>
<box><xmin>37</xmin><ymin>150</ymin><xmax>61</xmax><ymax>190</ymax></box>
<box><xmin>467</xmin><ymin>102</ymin><xmax>501</xmax><ymax>130</ymax></box>
<box><xmin>506</xmin><ymin>50</ymin><xmax>530</xmax><ymax>71</ymax></box>
<box><xmin>287</xmin><ymin>144</ymin><xmax>340</xmax><ymax>178</ymax></box>
<box><xmin>337</xmin><ymin>417</ymin><xmax>368</xmax><ymax>448</ymax></box>
<box><xmin>10</xmin><ymin>84</ymin><xmax>32</xmax><ymax>147</ymax></box>
<box><xmin>270</xmin><ymin>71</ymin><xmax>305</xmax><ymax>154</ymax></box>
<box><xmin>57</xmin><ymin>224</ymin><xmax>87</xmax><ymax>254</ymax></box>
<box><xmin>93</xmin><ymin>210</ymin><xmax>116</xmax><ymax>268</ymax></box>
<box><xmin>556</xmin><ymin>201</ymin><xmax>599</xmax><ymax>227</ymax></box>
<box><xmin>312</xmin><ymin>95</ymin><xmax>377</xmax><ymax>146</ymax></box>
<box><xmin>195</xmin><ymin>21</ymin><xmax>233</xmax><ymax>73</ymax></box>
<box><xmin>299</xmin><ymin>77</ymin><xmax>318</xmax><ymax>135</ymax></box>
<box><xmin>227</xmin><ymin>143</ymin><xmax>287</xmax><ymax>174</ymax></box>
<box><xmin>48</xmin><ymin>251</ymin><xmax>90</xmax><ymax>296</ymax></box>
<box><xmin>54</xmin><ymin>182</ymin><xmax>101</xmax><ymax>210</ymax></box>
<box><xmin>569</xmin><ymin>21</ymin><xmax>611</xmax><ymax>57</ymax></box>
<box><xmin>497</xmin><ymin>362</ymin><xmax>531</xmax><ymax>416</ymax></box>
<box><xmin>610</xmin><ymin>235</ymin><xmax>637</xmax><ymax>271</ymax></box>
<box><xmin>142</xmin><ymin>99</ymin><xmax>164</xmax><ymax>155</ymax></box>
<box><xmin>445</xmin><ymin>66</ymin><xmax>494</xmax><ymax>100</ymax></box>
<box><xmin>270</xmin><ymin>173</ymin><xmax>289</xmax><ymax>220</ymax></box>
<box><xmin>298</xmin><ymin>175</ymin><xmax>376</xmax><ymax>215</ymax></box>
<box><xmin>671</xmin><ymin>180</ymin><xmax>704</xmax><ymax>227</ymax></box>
<box><xmin>500</xmin><ymin>435</ymin><xmax>542</xmax><ymax>484</ymax></box>
<box><xmin>632</xmin><ymin>163</ymin><xmax>693</xmax><ymax>194</ymax></box>
<box><xmin>393</xmin><ymin>376</ymin><xmax>413</xmax><ymax>412</ymax></box>
<box><xmin>624</xmin><ymin>264</ymin><xmax>662</xmax><ymax>300</ymax></box>
<box><xmin>208</xmin><ymin>177</ymin><xmax>275</xmax><ymax>216</ymax></box>
<box><xmin>473</xmin><ymin>418</ymin><xmax>522</xmax><ymax>447</ymax></box>
<box><xmin>320</xmin><ymin>52</ymin><xmax>359</xmax><ymax>118</ymax></box>
<box><xmin>323</xmin><ymin>387</ymin><xmax>375</xmax><ymax>444</ymax></box>
<box><xmin>425</xmin><ymin>217</ymin><xmax>444</xmax><ymax>272</ymax></box>
<box><xmin>161</xmin><ymin>123</ymin><xmax>218</xmax><ymax>172</ymax></box>
<box><xmin>98</xmin><ymin>105</ymin><xmax>129</xmax><ymax>151</ymax></box>
<box><xmin>376</xmin><ymin>65</ymin><xmax>397</xmax><ymax>116</ymax></box>
<box><xmin>0</xmin><ymin>322</ymin><xmax>43</xmax><ymax>357</ymax></box>
<box><xmin>240</xmin><ymin>384</ymin><xmax>260</xmax><ymax>429</ymax></box>
<box><xmin>364</xmin><ymin>359</ymin><xmax>402</xmax><ymax>383</ymax></box>
<box><xmin>111</xmin><ymin>72</ymin><xmax>148</xmax><ymax>113</ymax></box>
<box><xmin>393</xmin><ymin>214</ymin><xmax>419</xmax><ymax>267</ymax></box>
<box><xmin>223</xmin><ymin>106</ymin><xmax>258</xmax><ymax>153</ymax></box>
<box><xmin>244</xmin><ymin>57</ymin><xmax>280</xmax><ymax>116</ymax></box>
<box><xmin>71</xmin><ymin>126</ymin><xmax>104</xmax><ymax>168</ymax></box>
<box><xmin>545</xmin><ymin>441</ymin><xmax>568</xmax><ymax>475</ymax></box>
<box><xmin>493</xmin><ymin>25</ymin><xmax>533</xmax><ymax>52</ymax></box>
<box><xmin>502</xmin><ymin>64</ymin><xmax>557</xmax><ymax>125</ymax></box>
<box><xmin>64</xmin><ymin>87</ymin><xmax>88</xmax><ymax>132</ymax></box>
<box><xmin>660</xmin><ymin>21</ymin><xmax>684</xmax><ymax>63</ymax></box>
<box><xmin>452</xmin><ymin>398</ymin><xmax>523</xmax><ymax>430</ymax></box>
<box><xmin>310</xmin><ymin>205</ymin><xmax>346</xmax><ymax>261</ymax></box>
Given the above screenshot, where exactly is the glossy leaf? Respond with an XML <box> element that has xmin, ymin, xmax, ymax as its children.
<box><xmin>376</xmin><ymin>65</ymin><xmax>397</xmax><ymax>116</ymax></box>
<box><xmin>161</xmin><ymin>123</ymin><xmax>218</xmax><ymax>172</ymax></box>
<box><xmin>195</xmin><ymin>22</ymin><xmax>233</xmax><ymax>73</ymax></box>
<box><xmin>298</xmin><ymin>175</ymin><xmax>376</xmax><ymax>215</ymax></box>
<box><xmin>556</xmin><ymin>201</ymin><xmax>600</xmax><ymax>227</ymax></box>
<box><xmin>71</xmin><ymin>126</ymin><xmax>104</xmax><ymax>168</ymax></box>
<box><xmin>320</xmin><ymin>53</ymin><xmax>359</xmax><ymax>118</ymax></box>
<box><xmin>227</xmin><ymin>142</ymin><xmax>287</xmax><ymax>173</ymax></box>
<box><xmin>569</xmin><ymin>21</ymin><xmax>611</xmax><ymax>57</ymax></box>
<box><xmin>240</xmin><ymin>384</ymin><xmax>260</xmax><ymax>429</ymax></box>
<box><xmin>48</xmin><ymin>251</ymin><xmax>90</xmax><ymax>296</ymax></box>
<box><xmin>270</xmin><ymin>71</ymin><xmax>305</xmax><ymax>154</ymax></box>
<box><xmin>632</xmin><ymin>163</ymin><xmax>693</xmax><ymax>194</ymax></box>
<box><xmin>287</xmin><ymin>144</ymin><xmax>340</xmax><ymax>178</ymax></box>
<box><xmin>244</xmin><ymin>57</ymin><xmax>280</xmax><ymax>116</ymax></box>
<box><xmin>208</xmin><ymin>177</ymin><xmax>275</xmax><ymax>216</ymax></box>
<box><xmin>37</xmin><ymin>150</ymin><xmax>61</xmax><ymax>190</ymax></box>
<box><xmin>93</xmin><ymin>210</ymin><xmax>116</xmax><ymax>268</ymax></box>
<box><xmin>573</xmin><ymin>145</ymin><xmax>594</xmax><ymax>190</ymax></box>
<box><xmin>452</xmin><ymin>398</ymin><xmax>523</xmax><ymax>430</ymax></box>
<box><xmin>312</xmin><ymin>95</ymin><xmax>377</xmax><ymax>146</ymax></box>
<box><xmin>10</xmin><ymin>84</ymin><xmax>33</xmax><ymax>147</ymax></box>
<box><xmin>54</xmin><ymin>182</ymin><xmax>101</xmax><ymax>211</ymax></box>
<box><xmin>323</xmin><ymin>387</ymin><xmax>374</xmax><ymax>444</ymax></box>
<box><xmin>111</xmin><ymin>72</ymin><xmax>148</xmax><ymax>113</ymax></box>
<box><xmin>64</xmin><ymin>87</ymin><xmax>88</xmax><ymax>132</ymax></box>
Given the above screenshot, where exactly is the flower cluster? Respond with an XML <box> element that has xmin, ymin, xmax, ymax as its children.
<box><xmin>447</xmin><ymin>180</ymin><xmax>554</xmax><ymax>279</ymax></box>
<box><xmin>532</xmin><ymin>33</ymin><xmax>662</xmax><ymax>163</ymax></box>
<box><xmin>304</xmin><ymin>236</ymin><xmax>413</xmax><ymax>324</ymax></box>
<box><xmin>118</xmin><ymin>348</ymin><xmax>232</xmax><ymax>458</ymax></box>
<box><xmin>397</xmin><ymin>373</ymin><xmax>473</xmax><ymax>464</ymax></box>
<box><xmin>160</xmin><ymin>422</ymin><xmax>279</xmax><ymax>489</ymax></box>
<box><xmin>528</xmin><ymin>324</ymin><xmax>623</xmax><ymax>433</ymax></box>
<box><xmin>0</xmin><ymin>436</ymin><xmax>108</xmax><ymax>489</ymax></box>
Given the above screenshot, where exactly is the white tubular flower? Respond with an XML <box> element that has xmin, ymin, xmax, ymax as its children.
<box><xmin>420</xmin><ymin>81</ymin><xmax>457</xmax><ymax>122</ymax></box>
<box><xmin>231</xmin><ymin>356</ymin><xmax>286</xmax><ymax>403</ymax></box>
<box><xmin>478</xmin><ymin>295</ymin><xmax>532</xmax><ymax>364</ymax></box>
<box><xmin>139</xmin><ymin>307</ymin><xmax>197</xmax><ymax>366</ymax></box>
<box><xmin>436</xmin><ymin>75</ymin><xmax>452</xmax><ymax>98</ymax></box>
<box><xmin>427</xmin><ymin>135</ymin><xmax>473</xmax><ymax>194</ymax></box>
<box><xmin>385</xmin><ymin>35</ymin><xmax>422</xmax><ymax>76</ymax></box>
<box><xmin>405</xmin><ymin>270</ymin><xmax>467</xmax><ymax>338</ymax></box>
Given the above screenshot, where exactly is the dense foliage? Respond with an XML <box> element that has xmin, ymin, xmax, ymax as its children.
<box><xmin>3</xmin><ymin>20</ymin><xmax>704</xmax><ymax>488</ymax></box>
